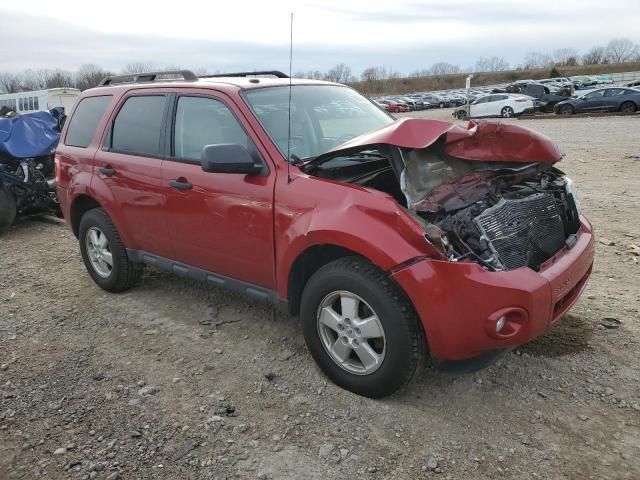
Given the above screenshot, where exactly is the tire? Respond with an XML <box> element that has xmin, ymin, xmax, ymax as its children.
<box><xmin>0</xmin><ymin>186</ymin><xmax>17</xmax><ymax>232</ymax></box>
<box><xmin>300</xmin><ymin>256</ymin><xmax>424</xmax><ymax>398</ymax></box>
<box><xmin>501</xmin><ymin>106</ymin><xmax>515</xmax><ymax>118</ymax></box>
<box><xmin>78</xmin><ymin>208</ymin><xmax>142</xmax><ymax>292</ymax></box>
<box><xmin>620</xmin><ymin>101</ymin><xmax>637</xmax><ymax>113</ymax></box>
<box><xmin>560</xmin><ymin>104</ymin><xmax>574</xmax><ymax>115</ymax></box>
<box><xmin>455</xmin><ymin>110</ymin><xmax>467</xmax><ymax>120</ymax></box>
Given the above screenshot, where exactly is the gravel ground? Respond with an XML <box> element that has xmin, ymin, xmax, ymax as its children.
<box><xmin>1</xmin><ymin>111</ymin><xmax>639</xmax><ymax>480</ymax></box>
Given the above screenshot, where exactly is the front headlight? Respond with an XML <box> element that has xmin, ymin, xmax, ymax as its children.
<box><xmin>563</xmin><ymin>176</ymin><xmax>581</xmax><ymax>214</ymax></box>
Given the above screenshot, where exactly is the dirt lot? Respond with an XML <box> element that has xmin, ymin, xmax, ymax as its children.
<box><xmin>1</xmin><ymin>111</ymin><xmax>639</xmax><ymax>480</ymax></box>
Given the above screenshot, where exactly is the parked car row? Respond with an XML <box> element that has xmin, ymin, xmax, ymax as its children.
<box><xmin>376</xmin><ymin>73</ymin><xmax>630</xmax><ymax>115</ymax></box>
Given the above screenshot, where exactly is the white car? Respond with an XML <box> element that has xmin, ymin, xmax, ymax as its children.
<box><xmin>454</xmin><ymin>93</ymin><xmax>535</xmax><ymax>119</ymax></box>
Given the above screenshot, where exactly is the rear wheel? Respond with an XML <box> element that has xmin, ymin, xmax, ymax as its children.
<box><xmin>501</xmin><ymin>106</ymin><xmax>515</xmax><ymax>118</ymax></box>
<box><xmin>620</xmin><ymin>101</ymin><xmax>637</xmax><ymax>113</ymax></box>
<box><xmin>0</xmin><ymin>186</ymin><xmax>17</xmax><ymax>232</ymax></box>
<box><xmin>300</xmin><ymin>256</ymin><xmax>424</xmax><ymax>398</ymax></box>
<box><xmin>560</xmin><ymin>104</ymin><xmax>574</xmax><ymax>115</ymax></box>
<box><xmin>79</xmin><ymin>208</ymin><xmax>142</xmax><ymax>292</ymax></box>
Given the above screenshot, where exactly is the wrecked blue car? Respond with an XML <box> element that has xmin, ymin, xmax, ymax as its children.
<box><xmin>0</xmin><ymin>109</ymin><xmax>64</xmax><ymax>230</ymax></box>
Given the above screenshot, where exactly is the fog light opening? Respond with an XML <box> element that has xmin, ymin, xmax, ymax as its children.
<box><xmin>496</xmin><ymin>315</ymin><xmax>506</xmax><ymax>333</ymax></box>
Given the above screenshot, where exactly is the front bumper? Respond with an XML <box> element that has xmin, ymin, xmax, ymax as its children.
<box><xmin>391</xmin><ymin>218</ymin><xmax>595</xmax><ymax>361</ymax></box>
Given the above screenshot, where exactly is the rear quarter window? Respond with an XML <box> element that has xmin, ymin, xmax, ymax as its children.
<box><xmin>110</xmin><ymin>95</ymin><xmax>166</xmax><ymax>157</ymax></box>
<box><xmin>65</xmin><ymin>96</ymin><xmax>112</xmax><ymax>148</ymax></box>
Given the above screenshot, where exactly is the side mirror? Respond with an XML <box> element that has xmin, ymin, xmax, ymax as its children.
<box><xmin>201</xmin><ymin>144</ymin><xmax>262</xmax><ymax>175</ymax></box>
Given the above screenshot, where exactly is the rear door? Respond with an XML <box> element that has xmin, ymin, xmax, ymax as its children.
<box><xmin>602</xmin><ymin>88</ymin><xmax>627</xmax><ymax>111</ymax></box>
<box><xmin>161</xmin><ymin>92</ymin><xmax>276</xmax><ymax>289</ymax></box>
<box><xmin>92</xmin><ymin>92</ymin><xmax>173</xmax><ymax>257</ymax></box>
<box><xmin>491</xmin><ymin>95</ymin><xmax>510</xmax><ymax>115</ymax></box>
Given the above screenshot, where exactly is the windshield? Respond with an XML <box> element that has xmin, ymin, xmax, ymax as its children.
<box><xmin>244</xmin><ymin>85</ymin><xmax>394</xmax><ymax>161</ymax></box>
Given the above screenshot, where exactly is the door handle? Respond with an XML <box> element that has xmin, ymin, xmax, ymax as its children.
<box><xmin>99</xmin><ymin>166</ymin><xmax>117</xmax><ymax>177</ymax></box>
<box><xmin>169</xmin><ymin>179</ymin><xmax>193</xmax><ymax>190</ymax></box>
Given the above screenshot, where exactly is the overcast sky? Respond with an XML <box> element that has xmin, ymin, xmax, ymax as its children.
<box><xmin>1</xmin><ymin>1</ymin><xmax>639</xmax><ymax>76</ymax></box>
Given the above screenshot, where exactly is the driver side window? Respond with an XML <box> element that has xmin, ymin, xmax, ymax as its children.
<box><xmin>173</xmin><ymin>96</ymin><xmax>250</xmax><ymax>162</ymax></box>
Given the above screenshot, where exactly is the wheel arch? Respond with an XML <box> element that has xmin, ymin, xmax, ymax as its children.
<box><xmin>286</xmin><ymin>244</ymin><xmax>363</xmax><ymax>316</ymax></box>
<box><xmin>70</xmin><ymin>194</ymin><xmax>102</xmax><ymax>237</ymax></box>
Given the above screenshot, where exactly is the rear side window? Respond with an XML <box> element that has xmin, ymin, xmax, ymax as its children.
<box><xmin>111</xmin><ymin>95</ymin><xmax>166</xmax><ymax>157</ymax></box>
<box><xmin>65</xmin><ymin>96</ymin><xmax>112</xmax><ymax>148</ymax></box>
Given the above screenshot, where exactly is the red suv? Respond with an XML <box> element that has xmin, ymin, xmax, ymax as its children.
<box><xmin>56</xmin><ymin>70</ymin><xmax>595</xmax><ymax>397</ymax></box>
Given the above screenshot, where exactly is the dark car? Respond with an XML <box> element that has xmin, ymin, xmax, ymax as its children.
<box><xmin>422</xmin><ymin>94</ymin><xmax>449</xmax><ymax>108</ymax></box>
<box><xmin>555</xmin><ymin>88</ymin><xmax>640</xmax><ymax>114</ymax></box>
<box><xmin>538</xmin><ymin>93</ymin><xmax>571</xmax><ymax>113</ymax></box>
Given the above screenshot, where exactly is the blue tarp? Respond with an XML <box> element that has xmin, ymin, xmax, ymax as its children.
<box><xmin>0</xmin><ymin>111</ymin><xmax>60</xmax><ymax>159</ymax></box>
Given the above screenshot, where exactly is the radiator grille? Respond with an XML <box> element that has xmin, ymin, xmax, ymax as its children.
<box><xmin>474</xmin><ymin>193</ymin><xmax>566</xmax><ymax>270</ymax></box>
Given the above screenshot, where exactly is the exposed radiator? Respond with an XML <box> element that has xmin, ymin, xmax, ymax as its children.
<box><xmin>474</xmin><ymin>193</ymin><xmax>566</xmax><ymax>270</ymax></box>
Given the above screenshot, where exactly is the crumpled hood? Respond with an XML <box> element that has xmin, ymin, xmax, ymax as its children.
<box><xmin>322</xmin><ymin>117</ymin><xmax>563</xmax><ymax>163</ymax></box>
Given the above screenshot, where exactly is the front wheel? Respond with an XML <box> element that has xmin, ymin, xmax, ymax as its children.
<box><xmin>501</xmin><ymin>106</ymin><xmax>515</xmax><ymax>118</ymax></box>
<box><xmin>0</xmin><ymin>186</ymin><xmax>17</xmax><ymax>232</ymax></box>
<box><xmin>300</xmin><ymin>257</ymin><xmax>424</xmax><ymax>398</ymax></box>
<box><xmin>455</xmin><ymin>110</ymin><xmax>467</xmax><ymax>120</ymax></box>
<box><xmin>79</xmin><ymin>208</ymin><xmax>142</xmax><ymax>292</ymax></box>
<box><xmin>559</xmin><ymin>104</ymin><xmax>574</xmax><ymax>115</ymax></box>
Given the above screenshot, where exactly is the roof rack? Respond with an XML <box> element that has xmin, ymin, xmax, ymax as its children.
<box><xmin>99</xmin><ymin>70</ymin><xmax>198</xmax><ymax>86</ymax></box>
<box><xmin>200</xmin><ymin>71</ymin><xmax>289</xmax><ymax>79</ymax></box>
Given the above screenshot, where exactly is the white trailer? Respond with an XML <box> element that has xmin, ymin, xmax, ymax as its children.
<box><xmin>0</xmin><ymin>87</ymin><xmax>80</xmax><ymax>114</ymax></box>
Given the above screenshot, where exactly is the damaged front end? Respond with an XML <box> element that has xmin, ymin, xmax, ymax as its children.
<box><xmin>303</xmin><ymin>118</ymin><xmax>582</xmax><ymax>272</ymax></box>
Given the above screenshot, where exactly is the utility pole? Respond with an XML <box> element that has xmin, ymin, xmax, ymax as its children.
<box><xmin>465</xmin><ymin>74</ymin><xmax>474</xmax><ymax>120</ymax></box>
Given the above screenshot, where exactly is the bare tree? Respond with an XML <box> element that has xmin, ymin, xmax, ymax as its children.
<box><xmin>606</xmin><ymin>38</ymin><xmax>638</xmax><ymax>63</ymax></box>
<box><xmin>360</xmin><ymin>67</ymin><xmax>379</xmax><ymax>83</ymax></box>
<box><xmin>475</xmin><ymin>56</ymin><xmax>510</xmax><ymax>72</ymax></box>
<box><xmin>429</xmin><ymin>62</ymin><xmax>460</xmax><ymax>75</ymax></box>
<box><xmin>521</xmin><ymin>51</ymin><xmax>554</xmax><ymax>69</ymax></box>
<box><xmin>408</xmin><ymin>69</ymin><xmax>431</xmax><ymax>78</ymax></box>
<box><xmin>306</xmin><ymin>70</ymin><xmax>324</xmax><ymax>80</ymax></box>
<box><xmin>324</xmin><ymin>63</ymin><xmax>352</xmax><ymax>84</ymax></box>
<box><xmin>0</xmin><ymin>73</ymin><xmax>22</xmax><ymax>93</ymax></box>
<box><xmin>75</xmin><ymin>64</ymin><xmax>112</xmax><ymax>90</ymax></box>
<box><xmin>45</xmin><ymin>69</ymin><xmax>74</xmax><ymax>88</ymax></box>
<box><xmin>553</xmin><ymin>48</ymin><xmax>579</xmax><ymax>66</ymax></box>
<box><xmin>582</xmin><ymin>46</ymin><xmax>606</xmax><ymax>65</ymax></box>
<box><xmin>121</xmin><ymin>62</ymin><xmax>156</xmax><ymax>74</ymax></box>
<box><xmin>20</xmin><ymin>69</ymin><xmax>48</xmax><ymax>90</ymax></box>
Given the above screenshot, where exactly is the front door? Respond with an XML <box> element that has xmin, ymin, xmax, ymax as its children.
<box><xmin>580</xmin><ymin>90</ymin><xmax>606</xmax><ymax>112</ymax></box>
<box><xmin>161</xmin><ymin>93</ymin><xmax>276</xmax><ymax>289</ymax></box>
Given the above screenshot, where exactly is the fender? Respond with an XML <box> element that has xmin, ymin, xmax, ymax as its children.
<box><xmin>274</xmin><ymin>173</ymin><xmax>438</xmax><ymax>298</ymax></box>
<box><xmin>82</xmin><ymin>173</ymin><xmax>135</xmax><ymax>247</ymax></box>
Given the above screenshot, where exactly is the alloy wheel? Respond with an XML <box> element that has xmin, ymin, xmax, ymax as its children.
<box><xmin>85</xmin><ymin>226</ymin><xmax>113</xmax><ymax>278</ymax></box>
<box><xmin>316</xmin><ymin>290</ymin><xmax>386</xmax><ymax>375</ymax></box>
<box><xmin>502</xmin><ymin>107</ymin><xmax>514</xmax><ymax>117</ymax></box>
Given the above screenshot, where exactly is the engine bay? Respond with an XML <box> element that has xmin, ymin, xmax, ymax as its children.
<box><xmin>305</xmin><ymin>144</ymin><xmax>581</xmax><ymax>272</ymax></box>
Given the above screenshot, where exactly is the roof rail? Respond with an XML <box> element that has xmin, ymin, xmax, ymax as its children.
<box><xmin>99</xmin><ymin>70</ymin><xmax>198</xmax><ymax>86</ymax></box>
<box><xmin>200</xmin><ymin>71</ymin><xmax>289</xmax><ymax>79</ymax></box>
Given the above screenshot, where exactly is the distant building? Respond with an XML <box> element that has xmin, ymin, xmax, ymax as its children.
<box><xmin>0</xmin><ymin>88</ymin><xmax>81</xmax><ymax>113</ymax></box>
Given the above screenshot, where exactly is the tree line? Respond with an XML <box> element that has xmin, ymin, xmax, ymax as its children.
<box><xmin>0</xmin><ymin>37</ymin><xmax>638</xmax><ymax>94</ymax></box>
<box><xmin>299</xmin><ymin>37</ymin><xmax>639</xmax><ymax>83</ymax></box>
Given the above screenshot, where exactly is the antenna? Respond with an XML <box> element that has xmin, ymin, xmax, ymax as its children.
<box><xmin>286</xmin><ymin>12</ymin><xmax>294</xmax><ymax>184</ymax></box>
